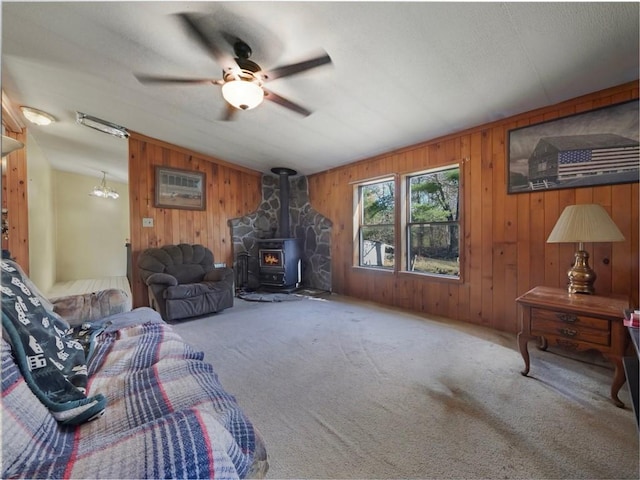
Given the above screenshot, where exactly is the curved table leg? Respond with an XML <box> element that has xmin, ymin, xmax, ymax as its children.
<box><xmin>518</xmin><ymin>332</ymin><xmax>532</xmax><ymax>376</ymax></box>
<box><xmin>605</xmin><ymin>354</ymin><xmax>626</xmax><ymax>408</ymax></box>
<box><xmin>537</xmin><ymin>336</ymin><xmax>548</xmax><ymax>351</ymax></box>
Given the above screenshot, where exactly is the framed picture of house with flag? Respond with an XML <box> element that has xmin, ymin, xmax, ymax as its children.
<box><xmin>506</xmin><ymin>99</ymin><xmax>639</xmax><ymax>194</ymax></box>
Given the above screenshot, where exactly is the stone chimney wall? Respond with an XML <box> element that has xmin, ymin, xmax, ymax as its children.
<box><xmin>229</xmin><ymin>174</ymin><xmax>332</xmax><ymax>292</ymax></box>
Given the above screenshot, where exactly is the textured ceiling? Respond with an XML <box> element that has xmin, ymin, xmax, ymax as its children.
<box><xmin>2</xmin><ymin>2</ymin><xmax>638</xmax><ymax>184</ymax></box>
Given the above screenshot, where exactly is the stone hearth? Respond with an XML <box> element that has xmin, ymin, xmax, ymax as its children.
<box><xmin>229</xmin><ymin>173</ymin><xmax>332</xmax><ymax>292</ymax></box>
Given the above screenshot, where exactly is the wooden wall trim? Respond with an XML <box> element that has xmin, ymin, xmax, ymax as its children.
<box><xmin>321</xmin><ymin>80</ymin><xmax>640</xmax><ymax>182</ymax></box>
<box><xmin>1</xmin><ymin>90</ymin><xmax>25</xmax><ymax>133</ymax></box>
<box><xmin>129</xmin><ymin>131</ymin><xmax>262</xmax><ymax>177</ymax></box>
<box><xmin>308</xmin><ymin>80</ymin><xmax>639</xmax><ymax>333</ymax></box>
<box><xmin>2</xmin><ymin>130</ymin><xmax>29</xmax><ymax>272</ymax></box>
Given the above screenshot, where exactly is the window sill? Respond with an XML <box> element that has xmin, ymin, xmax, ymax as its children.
<box><xmin>352</xmin><ymin>266</ymin><xmax>395</xmax><ymax>275</ymax></box>
<box><xmin>351</xmin><ymin>266</ymin><xmax>463</xmax><ymax>284</ymax></box>
<box><xmin>399</xmin><ymin>270</ymin><xmax>462</xmax><ymax>283</ymax></box>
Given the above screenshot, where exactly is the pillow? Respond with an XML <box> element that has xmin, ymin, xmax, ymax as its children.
<box><xmin>1</xmin><ymin>260</ymin><xmax>106</xmax><ymax>425</ymax></box>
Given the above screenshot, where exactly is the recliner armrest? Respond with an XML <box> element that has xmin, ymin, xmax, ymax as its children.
<box><xmin>203</xmin><ymin>267</ymin><xmax>234</xmax><ymax>284</ymax></box>
<box><xmin>145</xmin><ymin>272</ymin><xmax>178</xmax><ymax>286</ymax></box>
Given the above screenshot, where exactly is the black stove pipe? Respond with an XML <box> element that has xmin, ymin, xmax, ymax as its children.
<box><xmin>271</xmin><ymin>167</ymin><xmax>297</xmax><ymax>238</ymax></box>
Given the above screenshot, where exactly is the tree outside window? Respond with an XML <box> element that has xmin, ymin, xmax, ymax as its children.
<box><xmin>359</xmin><ymin>179</ymin><xmax>395</xmax><ymax>268</ymax></box>
<box><xmin>407</xmin><ymin>166</ymin><xmax>460</xmax><ymax>277</ymax></box>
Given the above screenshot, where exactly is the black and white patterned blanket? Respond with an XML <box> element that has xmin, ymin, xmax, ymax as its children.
<box><xmin>1</xmin><ymin>260</ymin><xmax>106</xmax><ymax>424</ymax></box>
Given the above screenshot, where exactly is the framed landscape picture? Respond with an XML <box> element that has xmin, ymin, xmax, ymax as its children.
<box><xmin>155</xmin><ymin>166</ymin><xmax>206</xmax><ymax>210</ymax></box>
<box><xmin>507</xmin><ymin>99</ymin><xmax>639</xmax><ymax>194</ymax></box>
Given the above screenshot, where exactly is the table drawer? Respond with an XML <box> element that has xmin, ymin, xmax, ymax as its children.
<box><xmin>531</xmin><ymin>318</ymin><xmax>611</xmax><ymax>346</ymax></box>
<box><xmin>531</xmin><ymin>307</ymin><xmax>610</xmax><ymax>331</ymax></box>
<box><xmin>541</xmin><ymin>334</ymin><xmax>612</xmax><ymax>352</ymax></box>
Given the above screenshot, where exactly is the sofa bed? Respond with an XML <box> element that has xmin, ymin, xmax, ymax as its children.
<box><xmin>1</xmin><ymin>260</ymin><xmax>268</xmax><ymax>479</ymax></box>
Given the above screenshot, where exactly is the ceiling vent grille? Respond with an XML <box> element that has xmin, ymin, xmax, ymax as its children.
<box><xmin>76</xmin><ymin>112</ymin><xmax>129</xmax><ymax>139</ymax></box>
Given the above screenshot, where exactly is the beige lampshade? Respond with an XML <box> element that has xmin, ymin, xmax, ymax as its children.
<box><xmin>547</xmin><ymin>204</ymin><xmax>625</xmax><ymax>243</ymax></box>
<box><xmin>1</xmin><ymin>135</ymin><xmax>24</xmax><ymax>157</ymax></box>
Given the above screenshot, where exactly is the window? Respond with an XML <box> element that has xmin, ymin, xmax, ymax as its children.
<box><xmin>354</xmin><ymin>165</ymin><xmax>462</xmax><ymax>278</ymax></box>
<box><xmin>406</xmin><ymin>166</ymin><xmax>460</xmax><ymax>278</ymax></box>
<box><xmin>357</xmin><ymin>179</ymin><xmax>395</xmax><ymax>268</ymax></box>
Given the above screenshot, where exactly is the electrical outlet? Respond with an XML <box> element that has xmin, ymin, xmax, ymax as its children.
<box><xmin>142</xmin><ymin>217</ymin><xmax>154</xmax><ymax>228</ymax></box>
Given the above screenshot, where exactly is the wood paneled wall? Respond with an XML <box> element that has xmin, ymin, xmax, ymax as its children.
<box><xmin>308</xmin><ymin>81</ymin><xmax>639</xmax><ymax>333</ymax></box>
<box><xmin>128</xmin><ymin>133</ymin><xmax>262</xmax><ymax>308</ymax></box>
<box><xmin>2</xmin><ymin>130</ymin><xmax>29</xmax><ymax>273</ymax></box>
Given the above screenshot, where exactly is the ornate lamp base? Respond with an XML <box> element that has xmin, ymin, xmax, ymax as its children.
<box><xmin>567</xmin><ymin>250</ymin><xmax>596</xmax><ymax>294</ymax></box>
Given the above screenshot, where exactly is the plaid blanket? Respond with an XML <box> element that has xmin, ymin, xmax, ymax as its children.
<box><xmin>2</xmin><ymin>313</ymin><xmax>265</xmax><ymax>479</ymax></box>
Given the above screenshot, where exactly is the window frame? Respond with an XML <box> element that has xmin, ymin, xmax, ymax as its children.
<box><xmin>352</xmin><ymin>163</ymin><xmax>464</xmax><ymax>283</ymax></box>
<box><xmin>353</xmin><ymin>176</ymin><xmax>396</xmax><ymax>270</ymax></box>
<box><xmin>401</xmin><ymin>164</ymin><xmax>462</xmax><ymax>280</ymax></box>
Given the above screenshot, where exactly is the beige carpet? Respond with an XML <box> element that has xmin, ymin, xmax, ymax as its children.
<box><xmin>172</xmin><ymin>294</ymin><xmax>639</xmax><ymax>479</ymax></box>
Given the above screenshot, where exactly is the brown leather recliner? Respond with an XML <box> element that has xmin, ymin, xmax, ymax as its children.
<box><xmin>137</xmin><ymin>244</ymin><xmax>234</xmax><ymax>321</ymax></box>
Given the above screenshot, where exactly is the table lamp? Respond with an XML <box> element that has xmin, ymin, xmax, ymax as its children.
<box><xmin>547</xmin><ymin>204</ymin><xmax>624</xmax><ymax>294</ymax></box>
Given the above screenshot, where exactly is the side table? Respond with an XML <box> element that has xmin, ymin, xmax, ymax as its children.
<box><xmin>623</xmin><ymin>326</ymin><xmax>639</xmax><ymax>427</ymax></box>
<box><xmin>516</xmin><ymin>286</ymin><xmax>630</xmax><ymax>407</ymax></box>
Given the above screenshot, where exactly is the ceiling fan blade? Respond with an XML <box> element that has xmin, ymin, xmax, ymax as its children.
<box><xmin>221</xmin><ymin>103</ymin><xmax>238</xmax><ymax>121</ymax></box>
<box><xmin>263</xmin><ymin>89</ymin><xmax>312</xmax><ymax>117</ymax></box>
<box><xmin>135</xmin><ymin>74</ymin><xmax>222</xmax><ymax>86</ymax></box>
<box><xmin>220</xmin><ymin>32</ymin><xmax>250</xmax><ymax>55</ymax></box>
<box><xmin>176</xmin><ymin>12</ymin><xmax>237</xmax><ymax>73</ymax></box>
<box><xmin>263</xmin><ymin>53</ymin><xmax>332</xmax><ymax>81</ymax></box>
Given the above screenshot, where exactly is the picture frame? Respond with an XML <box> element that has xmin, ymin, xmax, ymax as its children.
<box><xmin>154</xmin><ymin>166</ymin><xmax>206</xmax><ymax>210</ymax></box>
<box><xmin>506</xmin><ymin>99</ymin><xmax>639</xmax><ymax>194</ymax></box>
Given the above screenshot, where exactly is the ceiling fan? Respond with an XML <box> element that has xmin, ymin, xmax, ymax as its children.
<box><xmin>135</xmin><ymin>13</ymin><xmax>332</xmax><ymax>120</ymax></box>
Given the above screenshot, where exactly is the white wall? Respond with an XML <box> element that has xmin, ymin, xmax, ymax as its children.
<box><xmin>54</xmin><ymin>171</ymin><xmax>129</xmax><ymax>281</ymax></box>
<box><xmin>26</xmin><ymin>134</ymin><xmax>56</xmax><ymax>293</ymax></box>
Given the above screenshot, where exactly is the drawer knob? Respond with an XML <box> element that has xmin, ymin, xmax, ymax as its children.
<box><xmin>556</xmin><ymin>313</ymin><xmax>578</xmax><ymax>323</ymax></box>
<box><xmin>560</xmin><ymin>328</ymin><xmax>578</xmax><ymax>337</ymax></box>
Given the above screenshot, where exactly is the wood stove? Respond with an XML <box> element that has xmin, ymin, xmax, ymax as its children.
<box><xmin>258</xmin><ymin>238</ymin><xmax>301</xmax><ymax>290</ymax></box>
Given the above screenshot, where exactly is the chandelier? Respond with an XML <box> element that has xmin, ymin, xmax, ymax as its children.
<box><xmin>89</xmin><ymin>171</ymin><xmax>119</xmax><ymax>199</ymax></box>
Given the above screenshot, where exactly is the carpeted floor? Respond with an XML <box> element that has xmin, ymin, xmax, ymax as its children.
<box><xmin>172</xmin><ymin>294</ymin><xmax>639</xmax><ymax>479</ymax></box>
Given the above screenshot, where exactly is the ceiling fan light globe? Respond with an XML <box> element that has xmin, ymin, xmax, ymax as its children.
<box><xmin>221</xmin><ymin>80</ymin><xmax>264</xmax><ymax>111</ymax></box>
<box><xmin>20</xmin><ymin>106</ymin><xmax>56</xmax><ymax>126</ymax></box>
